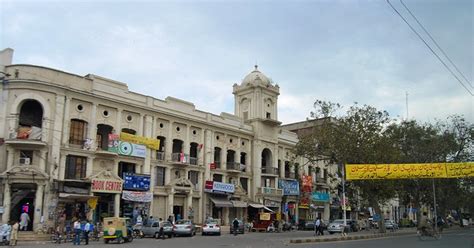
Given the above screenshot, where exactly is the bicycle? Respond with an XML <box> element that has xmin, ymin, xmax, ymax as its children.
<box><xmin>417</xmin><ymin>227</ymin><xmax>441</xmax><ymax>240</ymax></box>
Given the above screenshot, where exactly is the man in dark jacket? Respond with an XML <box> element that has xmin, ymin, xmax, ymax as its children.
<box><xmin>232</xmin><ymin>218</ymin><xmax>239</xmax><ymax>236</ymax></box>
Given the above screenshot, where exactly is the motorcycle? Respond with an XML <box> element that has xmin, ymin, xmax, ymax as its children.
<box><xmin>132</xmin><ymin>224</ymin><xmax>144</xmax><ymax>239</ymax></box>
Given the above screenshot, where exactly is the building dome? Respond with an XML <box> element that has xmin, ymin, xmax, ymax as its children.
<box><xmin>242</xmin><ymin>65</ymin><xmax>272</xmax><ymax>86</ymax></box>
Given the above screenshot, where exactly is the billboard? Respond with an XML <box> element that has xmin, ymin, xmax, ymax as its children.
<box><xmin>120</xmin><ymin>132</ymin><xmax>160</xmax><ymax>150</ymax></box>
<box><xmin>345</xmin><ymin>162</ymin><xmax>474</xmax><ymax>180</ymax></box>
<box><xmin>278</xmin><ymin>179</ymin><xmax>300</xmax><ymax>196</ymax></box>
<box><xmin>123</xmin><ymin>173</ymin><xmax>151</xmax><ymax>191</ymax></box>
<box><xmin>311</xmin><ymin>192</ymin><xmax>330</xmax><ymax>202</ymax></box>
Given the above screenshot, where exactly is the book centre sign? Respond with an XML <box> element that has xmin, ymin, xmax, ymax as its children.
<box><xmin>91</xmin><ymin>178</ymin><xmax>123</xmax><ymax>193</ymax></box>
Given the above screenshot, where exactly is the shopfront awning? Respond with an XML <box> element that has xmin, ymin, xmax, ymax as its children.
<box><xmin>210</xmin><ymin>196</ymin><xmax>233</xmax><ymax>207</ymax></box>
<box><xmin>248</xmin><ymin>203</ymin><xmax>274</xmax><ymax>212</ymax></box>
<box><xmin>231</xmin><ymin>200</ymin><xmax>247</xmax><ymax>208</ymax></box>
<box><xmin>59</xmin><ymin>193</ymin><xmax>96</xmax><ymax>201</ymax></box>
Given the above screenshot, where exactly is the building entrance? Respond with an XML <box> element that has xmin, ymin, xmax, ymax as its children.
<box><xmin>10</xmin><ymin>184</ymin><xmax>36</xmax><ymax>231</ymax></box>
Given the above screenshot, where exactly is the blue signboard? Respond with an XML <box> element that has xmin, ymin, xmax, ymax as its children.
<box><xmin>311</xmin><ymin>192</ymin><xmax>330</xmax><ymax>202</ymax></box>
<box><xmin>123</xmin><ymin>173</ymin><xmax>151</xmax><ymax>191</ymax></box>
<box><xmin>278</xmin><ymin>179</ymin><xmax>300</xmax><ymax>196</ymax></box>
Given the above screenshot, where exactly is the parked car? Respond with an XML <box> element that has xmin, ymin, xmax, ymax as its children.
<box><xmin>304</xmin><ymin>221</ymin><xmax>314</xmax><ymax>230</ymax></box>
<box><xmin>327</xmin><ymin>219</ymin><xmax>356</xmax><ymax>234</ymax></box>
<box><xmin>141</xmin><ymin>221</ymin><xmax>173</xmax><ymax>239</ymax></box>
<box><xmin>229</xmin><ymin>219</ymin><xmax>245</xmax><ymax>234</ymax></box>
<box><xmin>174</xmin><ymin>219</ymin><xmax>196</xmax><ymax>237</ymax></box>
<box><xmin>384</xmin><ymin>220</ymin><xmax>399</xmax><ymax>230</ymax></box>
<box><xmin>202</xmin><ymin>219</ymin><xmax>221</xmax><ymax>236</ymax></box>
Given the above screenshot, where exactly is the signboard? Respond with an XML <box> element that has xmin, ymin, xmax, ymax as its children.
<box><xmin>264</xmin><ymin>199</ymin><xmax>280</xmax><ymax>208</ymax></box>
<box><xmin>117</xmin><ymin>141</ymin><xmax>146</xmax><ymax>158</ymax></box>
<box><xmin>123</xmin><ymin>173</ymin><xmax>151</xmax><ymax>191</ymax></box>
<box><xmin>108</xmin><ymin>133</ymin><xmax>120</xmax><ymax>153</ymax></box>
<box><xmin>346</xmin><ymin>162</ymin><xmax>474</xmax><ymax>180</ymax></box>
<box><xmin>311</xmin><ymin>192</ymin><xmax>330</xmax><ymax>202</ymax></box>
<box><xmin>278</xmin><ymin>179</ymin><xmax>300</xmax><ymax>196</ymax></box>
<box><xmin>122</xmin><ymin>190</ymin><xmax>153</xmax><ymax>202</ymax></box>
<box><xmin>91</xmin><ymin>179</ymin><xmax>123</xmax><ymax>193</ymax></box>
<box><xmin>260</xmin><ymin>213</ymin><xmax>271</xmax><ymax>221</ymax></box>
<box><xmin>204</xmin><ymin>181</ymin><xmax>235</xmax><ymax>194</ymax></box>
<box><xmin>120</xmin><ymin>132</ymin><xmax>160</xmax><ymax>150</ymax></box>
<box><xmin>299</xmin><ymin>197</ymin><xmax>309</xmax><ymax>209</ymax></box>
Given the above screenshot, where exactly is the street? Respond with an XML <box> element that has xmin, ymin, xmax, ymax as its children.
<box><xmin>15</xmin><ymin>228</ymin><xmax>473</xmax><ymax>248</ymax></box>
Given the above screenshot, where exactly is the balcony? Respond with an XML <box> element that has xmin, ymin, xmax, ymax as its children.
<box><xmin>226</xmin><ymin>162</ymin><xmax>244</xmax><ymax>173</ymax></box>
<box><xmin>189</xmin><ymin>156</ymin><xmax>198</xmax><ymax>165</ymax></box>
<box><xmin>261</xmin><ymin>167</ymin><xmax>279</xmax><ymax>176</ymax></box>
<box><xmin>285</xmin><ymin>172</ymin><xmax>296</xmax><ymax>179</ymax></box>
<box><xmin>156</xmin><ymin>151</ymin><xmax>165</xmax><ymax>161</ymax></box>
<box><xmin>315</xmin><ymin>177</ymin><xmax>328</xmax><ymax>184</ymax></box>
<box><xmin>171</xmin><ymin>153</ymin><xmax>190</xmax><ymax>165</ymax></box>
<box><xmin>95</xmin><ymin>147</ymin><xmax>118</xmax><ymax>157</ymax></box>
<box><xmin>211</xmin><ymin>161</ymin><xmax>221</xmax><ymax>170</ymax></box>
<box><xmin>5</xmin><ymin>127</ymin><xmax>46</xmax><ymax>148</ymax></box>
<box><xmin>258</xmin><ymin>187</ymin><xmax>283</xmax><ymax>196</ymax></box>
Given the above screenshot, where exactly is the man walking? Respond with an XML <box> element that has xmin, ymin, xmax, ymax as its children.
<box><xmin>73</xmin><ymin>219</ymin><xmax>81</xmax><ymax>245</ymax></box>
<box><xmin>83</xmin><ymin>220</ymin><xmax>91</xmax><ymax>245</ymax></box>
<box><xmin>232</xmin><ymin>218</ymin><xmax>239</xmax><ymax>236</ymax></box>
<box><xmin>314</xmin><ymin>218</ymin><xmax>321</xmax><ymax>236</ymax></box>
<box><xmin>10</xmin><ymin>221</ymin><xmax>19</xmax><ymax>246</ymax></box>
<box><xmin>19</xmin><ymin>211</ymin><xmax>30</xmax><ymax>231</ymax></box>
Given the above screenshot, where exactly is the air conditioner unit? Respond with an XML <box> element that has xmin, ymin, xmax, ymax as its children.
<box><xmin>19</xmin><ymin>157</ymin><xmax>30</xmax><ymax>165</ymax></box>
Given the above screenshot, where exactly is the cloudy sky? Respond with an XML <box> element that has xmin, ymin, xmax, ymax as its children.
<box><xmin>1</xmin><ymin>0</ymin><xmax>472</xmax><ymax>124</ymax></box>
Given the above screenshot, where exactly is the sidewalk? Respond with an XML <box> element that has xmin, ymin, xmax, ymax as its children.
<box><xmin>289</xmin><ymin>228</ymin><xmax>417</xmax><ymax>244</ymax></box>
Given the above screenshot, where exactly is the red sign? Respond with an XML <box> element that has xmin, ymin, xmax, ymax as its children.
<box><xmin>91</xmin><ymin>179</ymin><xmax>123</xmax><ymax>193</ymax></box>
<box><xmin>210</xmin><ymin>163</ymin><xmax>216</xmax><ymax>170</ymax></box>
<box><xmin>205</xmin><ymin>180</ymin><xmax>214</xmax><ymax>192</ymax></box>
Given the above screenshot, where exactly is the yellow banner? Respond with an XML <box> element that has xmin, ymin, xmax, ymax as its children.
<box><xmin>120</xmin><ymin>132</ymin><xmax>160</xmax><ymax>150</ymax></box>
<box><xmin>345</xmin><ymin>163</ymin><xmax>474</xmax><ymax>180</ymax></box>
<box><xmin>87</xmin><ymin>197</ymin><xmax>98</xmax><ymax>209</ymax></box>
<box><xmin>446</xmin><ymin>163</ymin><xmax>474</xmax><ymax>178</ymax></box>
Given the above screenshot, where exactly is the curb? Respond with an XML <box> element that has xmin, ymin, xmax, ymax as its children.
<box><xmin>289</xmin><ymin>231</ymin><xmax>415</xmax><ymax>244</ymax></box>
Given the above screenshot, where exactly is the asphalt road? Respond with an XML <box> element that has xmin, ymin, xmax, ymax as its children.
<box><xmin>15</xmin><ymin>228</ymin><xmax>474</xmax><ymax>248</ymax></box>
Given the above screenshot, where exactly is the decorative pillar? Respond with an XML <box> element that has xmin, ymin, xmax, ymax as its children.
<box><xmin>116</xmin><ymin>108</ymin><xmax>122</xmax><ymax>134</ymax></box>
<box><xmin>185</xmin><ymin>190</ymin><xmax>193</xmax><ymax>220</ymax></box>
<box><xmin>58</xmin><ymin>154</ymin><xmax>66</xmax><ymax>181</ymax></box>
<box><xmin>88</xmin><ymin>103</ymin><xmax>97</xmax><ymax>150</ymax></box>
<box><xmin>167</xmin><ymin>191</ymin><xmax>175</xmax><ymax>221</ymax></box>
<box><xmin>2</xmin><ymin>183</ymin><xmax>11</xmax><ymax>224</ymax></box>
<box><xmin>6</xmin><ymin>147</ymin><xmax>14</xmax><ymax>170</ymax></box>
<box><xmin>34</xmin><ymin>184</ymin><xmax>45</xmax><ymax>232</ymax></box>
<box><xmin>143</xmin><ymin>115</ymin><xmax>153</xmax><ymax>175</ymax></box>
<box><xmin>39</xmin><ymin>150</ymin><xmax>47</xmax><ymax>172</ymax></box>
<box><xmin>166</xmin><ymin>121</ymin><xmax>173</xmax><ymax>161</ymax></box>
<box><xmin>114</xmin><ymin>193</ymin><xmax>121</xmax><ymax>217</ymax></box>
<box><xmin>61</xmin><ymin>96</ymin><xmax>71</xmax><ymax>147</ymax></box>
<box><xmin>86</xmin><ymin>156</ymin><xmax>94</xmax><ymax>178</ymax></box>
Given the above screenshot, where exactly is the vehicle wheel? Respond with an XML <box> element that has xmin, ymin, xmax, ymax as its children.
<box><xmin>218</xmin><ymin>232</ymin><xmax>221</xmax><ymax>236</ymax></box>
<box><xmin>127</xmin><ymin>235</ymin><xmax>133</xmax><ymax>243</ymax></box>
<box><xmin>104</xmin><ymin>239</ymin><xmax>109</xmax><ymax>244</ymax></box>
<box><xmin>117</xmin><ymin>237</ymin><xmax>122</xmax><ymax>244</ymax></box>
<box><xmin>155</xmin><ymin>232</ymin><xmax>160</xmax><ymax>239</ymax></box>
<box><xmin>168</xmin><ymin>234</ymin><xmax>172</xmax><ymax>238</ymax></box>
<box><xmin>202</xmin><ymin>232</ymin><xmax>206</xmax><ymax>236</ymax></box>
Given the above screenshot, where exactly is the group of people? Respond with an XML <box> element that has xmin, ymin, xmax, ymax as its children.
<box><xmin>313</xmin><ymin>217</ymin><xmax>324</xmax><ymax>236</ymax></box>
<box><xmin>0</xmin><ymin>221</ymin><xmax>19</xmax><ymax>246</ymax></box>
<box><xmin>72</xmin><ymin>219</ymin><xmax>94</xmax><ymax>245</ymax></box>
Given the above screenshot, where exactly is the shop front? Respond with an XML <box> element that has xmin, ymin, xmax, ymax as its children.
<box><xmin>278</xmin><ymin>179</ymin><xmax>299</xmax><ymax>223</ymax></box>
<box><xmin>89</xmin><ymin>170</ymin><xmax>123</xmax><ymax>222</ymax></box>
<box><xmin>121</xmin><ymin>173</ymin><xmax>151</xmax><ymax>222</ymax></box>
<box><xmin>205</xmin><ymin>180</ymin><xmax>234</xmax><ymax>225</ymax></box>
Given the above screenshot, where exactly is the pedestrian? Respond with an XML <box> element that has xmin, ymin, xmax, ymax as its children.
<box><xmin>158</xmin><ymin>220</ymin><xmax>165</xmax><ymax>240</ymax></box>
<box><xmin>318</xmin><ymin>219</ymin><xmax>324</xmax><ymax>236</ymax></box>
<box><xmin>314</xmin><ymin>218</ymin><xmax>320</xmax><ymax>236</ymax></box>
<box><xmin>19</xmin><ymin>211</ymin><xmax>30</xmax><ymax>231</ymax></box>
<box><xmin>232</xmin><ymin>218</ymin><xmax>239</xmax><ymax>236</ymax></box>
<box><xmin>167</xmin><ymin>215</ymin><xmax>173</xmax><ymax>224</ymax></box>
<box><xmin>10</xmin><ymin>221</ymin><xmax>19</xmax><ymax>246</ymax></box>
<box><xmin>132</xmin><ymin>207</ymin><xmax>139</xmax><ymax>224</ymax></box>
<box><xmin>83</xmin><ymin>220</ymin><xmax>91</xmax><ymax>245</ymax></box>
<box><xmin>73</xmin><ymin>219</ymin><xmax>81</xmax><ymax>245</ymax></box>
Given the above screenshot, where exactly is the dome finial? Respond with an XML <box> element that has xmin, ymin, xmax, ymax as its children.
<box><xmin>254</xmin><ymin>64</ymin><xmax>258</xmax><ymax>71</ymax></box>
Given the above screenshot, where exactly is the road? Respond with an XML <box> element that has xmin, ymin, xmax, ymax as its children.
<box><xmin>17</xmin><ymin>228</ymin><xmax>473</xmax><ymax>248</ymax></box>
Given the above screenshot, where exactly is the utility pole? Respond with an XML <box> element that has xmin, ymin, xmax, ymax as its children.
<box><xmin>432</xmin><ymin>179</ymin><xmax>438</xmax><ymax>231</ymax></box>
<box><xmin>342</xmin><ymin>164</ymin><xmax>347</xmax><ymax>227</ymax></box>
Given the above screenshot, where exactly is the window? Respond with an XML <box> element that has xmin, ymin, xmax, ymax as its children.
<box><xmin>266</xmin><ymin>112</ymin><xmax>271</xmax><ymax>119</ymax></box>
<box><xmin>155</xmin><ymin>167</ymin><xmax>165</xmax><ymax>186</ymax></box>
<box><xmin>213</xmin><ymin>174</ymin><xmax>223</xmax><ymax>182</ymax></box>
<box><xmin>65</xmin><ymin>155</ymin><xmax>87</xmax><ymax>180</ymax></box>
<box><xmin>69</xmin><ymin>119</ymin><xmax>87</xmax><ymax>145</ymax></box>
<box><xmin>118</xmin><ymin>162</ymin><xmax>135</xmax><ymax>179</ymax></box>
<box><xmin>240</xmin><ymin>178</ymin><xmax>248</xmax><ymax>192</ymax></box>
<box><xmin>188</xmin><ymin>171</ymin><xmax>199</xmax><ymax>187</ymax></box>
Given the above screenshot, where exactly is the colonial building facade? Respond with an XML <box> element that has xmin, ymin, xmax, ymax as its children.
<box><xmin>0</xmin><ymin>48</ymin><xmax>333</xmax><ymax>231</ymax></box>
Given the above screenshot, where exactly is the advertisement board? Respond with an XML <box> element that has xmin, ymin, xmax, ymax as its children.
<box><xmin>120</xmin><ymin>132</ymin><xmax>160</xmax><ymax>150</ymax></box>
<box><xmin>122</xmin><ymin>190</ymin><xmax>153</xmax><ymax>202</ymax></box>
<box><xmin>311</xmin><ymin>192</ymin><xmax>330</xmax><ymax>202</ymax></box>
<box><xmin>346</xmin><ymin>162</ymin><xmax>474</xmax><ymax>180</ymax></box>
<box><xmin>91</xmin><ymin>179</ymin><xmax>123</xmax><ymax>193</ymax></box>
<box><xmin>204</xmin><ymin>180</ymin><xmax>235</xmax><ymax>194</ymax></box>
<box><xmin>123</xmin><ymin>173</ymin><xmax>151</xmax><ymax>191</ymax></box>
<box><xmin>278</xmin><ymin>179</ymin><xmax>300</xmax><ymax>196</ymax></box>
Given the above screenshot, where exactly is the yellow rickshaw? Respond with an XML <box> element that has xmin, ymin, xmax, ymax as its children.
<box><xmin>102</xmin><ymin>217</ymin><xmax>134</xmax><ymax>244</ymax></box>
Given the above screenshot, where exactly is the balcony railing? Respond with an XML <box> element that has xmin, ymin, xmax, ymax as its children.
<box><xmin>226</xmin><ymin>162</ymin><xmax>245</xmax><ymax>172</ymax></box>
<box><xmin>315</xmin><ymin>177</ymin><xmax>328</xmax><ymax>184</ymax></box>
<box><xmin>259</xmin><ymin>187</ymin><xmax>283</xmax><ymax>196</ymax></box>
<box><xmin>156</xmin><ymin>151</ymin><xmax>165</xmax><ymax>161</ymax></box>
<box><xmin>189</xmin><ymin>156</ymin><xmax>198</xmax><ymax>165</ymax></box>
<box><xmin>261</xmin><ymin>167</ymin><xmax>279</xmax><ymax>175</ymax></box>
<box><xmin>171</xmin><ymin>153</ymin><xmax>190</xmax><ymax>164</ymax></box>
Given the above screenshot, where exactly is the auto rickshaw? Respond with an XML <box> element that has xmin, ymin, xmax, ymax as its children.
<box><xmin>103</xmin><ymin>217</ymin><xmax>134</xmax><ymax>244</ymax></box>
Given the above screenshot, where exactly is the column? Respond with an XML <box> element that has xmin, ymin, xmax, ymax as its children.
<box><xmin>6</xmin><ymin>147</ymin><xmax>14</xmax><ymax>170</ymax></box>
<box><xmin>88</xmin><ymin>103</ymin><xmax>97</xmax><ymax>150</ymax></box>
<box><xmin>143</xmin><ymin>115</ymin><xmax>153</xmax><ymax>174</ymax></box>
<box><xmin>185</xmin><ymin>191</ymin><xmax>193</xmax><ymax>220</ymax></box>
<box><xmin>198</xmin><ymin>196</ymin><xmax>203</xmax><ymax>224</ymax></box>
<box><xmin>34</xmin><ymin>184</ymin><xmax>45</xmax><ymax>232</ymax></box>
<box><xmin>58</xmin><ymin>154</ymin><xmax>66</xmax><ymax>181</ymax></box>
<box><xmin>2</xmin><ymin>183</ymin><xmax>10</xmax><ymax>224</ymax></box>
<box><xmin>39</xmin><ymin>150</ymin><xmax>47</xmax><ymax>172</ymax></box>
<box><xmin>167</xmin><ymin>191</ymin><xmax>175</xmax><ymax>220</ymax></box>
<box><xmin>222</xmin><ymin>134</ymin><xmax>227</xmax><ymax>170</ymax></box>
<box><xmin>223</xmin><ymin>207</ymin><xmax>229</xmax><ymax>225</ymax></box>
<box><xmin>166</xmin><ymin>121</ymin><xmax>173</xmax><ymax>161</ymax></box>
<box><xmin>116</xmin><ymin>108</ymin><xmax>122</xmax><ymax>133</ymax></box>
<box><xmin>86</xmin><ymin>156</ymin><xmax>94</xmax><ymax>178</ymax></box>
<box><xmin>114</xmin><ymin>193</ymin><xmax>121</xmax><ymax>217</ymax></box>
<box><xmin>204</xmin><ymin>130</ymin><xmax>213</xmax><ymax>181</ymax></box>
<box><xmin>61</xmin><ymin>96</ymin><xmax>70</xmax><ymax>147</ymax></box>
<box><xmin>138</xmin><ymin>114</ymin><xmax>144</xmax><ymax>136</ymax></box>
<box><xmin>165</xmin><ymin>167</ymin><xmax>171</xmax><ymax>185</ymax></box>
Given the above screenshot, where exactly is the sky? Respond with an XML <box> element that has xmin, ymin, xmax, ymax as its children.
<box><xmin>1</xmin><ymin>0</ymin><xmax>472</xmax><ymax>125</ymax></box>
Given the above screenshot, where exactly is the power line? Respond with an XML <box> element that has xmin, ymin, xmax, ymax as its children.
<box><xmin>399</xmin><ymin>0</ymin><xmax>473</xmax><ymax>89</ymax></box>
<box><xmin>386</xmin><ymin>0</ymin><xmax>473</xmax><ymax>96</ymax></box>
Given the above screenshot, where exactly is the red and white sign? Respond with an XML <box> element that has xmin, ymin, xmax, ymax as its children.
<box><xmin>91</xmin><ymin>179</ymin><xmax>123</xmax><ymax>193</ymax></box>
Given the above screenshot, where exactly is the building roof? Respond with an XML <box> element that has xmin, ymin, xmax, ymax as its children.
<box><xmin>241</xmin><ymin>65</ymin><xmax>273</xmax><ymax>87</ymax></box>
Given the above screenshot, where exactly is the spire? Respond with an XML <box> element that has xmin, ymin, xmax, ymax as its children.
<box><xmin>254</xmin><ymin>64</ymin><xmax>258</xmax><ymax>71</ymax></box>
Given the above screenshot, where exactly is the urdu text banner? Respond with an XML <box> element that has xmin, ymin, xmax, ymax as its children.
<box><xmin>345</xmin><ymin>163</ymin><xmax>474</xmax><ymax>180</ymax></box>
